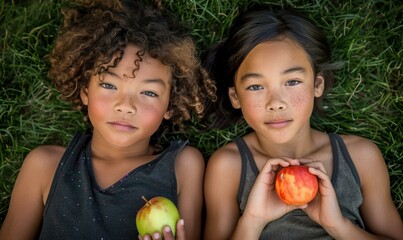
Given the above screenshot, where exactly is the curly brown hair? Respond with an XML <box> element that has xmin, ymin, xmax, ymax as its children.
<box><xmin>48</xmin><ymin>0</ymin><xmax>216</xmax><ymax>131</ymax></box>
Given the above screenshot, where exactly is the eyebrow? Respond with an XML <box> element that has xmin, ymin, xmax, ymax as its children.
<box><xmin>142</xmin><ymin>78</ymin><xmax>169</xmax><ymax>88</ymax></box>
<box><xmin>282</xmin><ymin>66</ymin><xmax>306</xmax><ymax>75</ymax></box>
<box><xmin>239</xmin><ymin>66</ymin><xmax>307</xmax><ymax>83</ymax></box>
<box><xmin>102</xmin><ymin>71</ymin><xmax>168</xmax><ymax>86</ymax></box>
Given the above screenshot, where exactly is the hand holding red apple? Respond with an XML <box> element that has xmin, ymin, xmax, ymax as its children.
<box><xmin>240</xmin><ymin>157</ymin><xmax>305</xmax><ymax>229</ymax></box>
<box><xmin>299</xmin><ymin>162</ymin><xmax>346</xmax><ymax>235</ymax></box>
<box><xmin>241</xmin><ymin>157</ymin><xmax>357</xmax><ymax>238</ymax></box>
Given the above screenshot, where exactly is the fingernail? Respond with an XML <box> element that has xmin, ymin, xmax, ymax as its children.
<box><xmin>153</xmin><ymin>232</ymin><xmax>161</xmax><ymax>239</ymax></box>
<box><xmin>164</xmin><ymin>226</ymin><xmax>171</xmax><ymax>232</ymax></box>
<box><xmin>179</xmin><ymin>219</ymin><xmax>184</xmax><ymax>226</ymax></box>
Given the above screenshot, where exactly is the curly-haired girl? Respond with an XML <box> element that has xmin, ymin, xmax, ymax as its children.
<box><xmin>0</xmin><ymin>0</ymin><xmax>215</xmax><ymax>239</ymax></box>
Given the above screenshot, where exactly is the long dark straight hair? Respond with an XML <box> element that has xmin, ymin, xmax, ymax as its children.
<box><xmin>204</xmin><ymin>4</ymin><xmax>338</xmax><ymax>129</ymax></box>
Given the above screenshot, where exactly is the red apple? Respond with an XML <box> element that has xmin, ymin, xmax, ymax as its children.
<box><xmin>275</xmin><ymin>165</ymin><xmax>318</xmax><ymax>205</ymax></box>
<box><xmin>136</xmin><ymin>196</ymin><xmax>180</xmax><ymax>237</ymax></box>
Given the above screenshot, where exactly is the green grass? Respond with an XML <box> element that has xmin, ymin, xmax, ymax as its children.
<box><xmin>1</xmin><ymin>0</ymin><xmax>402</xmax><ymax>225</ymax></box>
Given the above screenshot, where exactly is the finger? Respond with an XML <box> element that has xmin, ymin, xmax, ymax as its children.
<box><xmin>152</xmin><ymin>232</ymin><xmax>162</xmax><ymax>240</ymax></box>
<box><xmin>175</xmin><ymin>219</ymin><xmax>186</xmax><ymax>240</ymax></box>
<box><xmin>260</xmin><ymin>158</ymin><xmax>296</xmax><ymax>174</ymax></box>
<box><xmin>161</xmin><ymin>226</ymin><xmax>174</xmax><ymax>240</ymax></box>
<box><xmin>289</xmin><ymin>203</ymin><xmax>308</xmax><ymax>211</ymax></box>
<box><xmin>138</xmin><ymin>235</ymin><xmax>150</xmax><ymax>240</ymax></box>
<box><xmin>303</xmin><ymin>161</ymin><xmax>327</xmax><ymax>173</ymax></box>
<box><xmin>297</xmin><ymin>158</ymin><xmax>314</xmax><ymax>165</ymax></box>
<box><xmin>308</xmin><ymin>167</ymin><xmax>329</xmax><ymax>181</ymax></box>
<box><xmin>279</xmin><ymin>157</ymin><xmax>302</xmax><ymax>165</ymax></box>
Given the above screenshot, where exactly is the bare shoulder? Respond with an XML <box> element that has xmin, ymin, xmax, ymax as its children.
<box><xmin>205</xmin><ymin>140</ymin><xmax>242</xmax><ymax>192</ymax></box>
<box><xmin>204</xmin><ymin>141</ymin><xmax>244</xmax><ymax>239</ymax></box>
<box><xmin>339</xmin><ymin>134</ymin><xmax>386</xmax><ymax>183</ymax></box>
<box><xmin>175</xmin><ymin>145</ymin><xmax>205</xmax><ymax>192</ymax></box>
<box><xmin>339</xmin><ymin>134</ymin><xmax>383</xmax><ymax>163</ymax></box>
<box><xmin>175</xmin><ymin>145</ymin><xmax>205</xmax><ymax>171</ymax></box>
<box><xmin>24</xmin><ymin>145</ymin><xmax>66</xmax><ymax>171</ymax></box>
<box><xmin>0</xmin><ymin>145</ymin><xmax>66</xmax><ymax>239</ymax></box>
<box><xmin>339</xmin><ymin>136</ymin><xmax>403</xmax><ymax>238</ymax></box>
<box><xmin>207</xmin><ymin>141</ymin><xmax>241</xmax><ymax>169</ymax></box>
<box><xmin>22</xmin><ymin>145</ymin><xmax>66</xmax><ymax>194</ymax></box>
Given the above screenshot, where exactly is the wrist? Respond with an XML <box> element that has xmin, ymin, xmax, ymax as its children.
<box><xmin>325</xmin><ymin>217</ymin><xmax>358</xmax><ymax>239</ymax></box>
<box><xmin>231</xmin><ymin>214</ymin><xmax>266</xmax><ymax>240</ymax></box>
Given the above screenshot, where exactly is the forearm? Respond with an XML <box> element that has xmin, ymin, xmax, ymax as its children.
<box><xmin>231</xmin><ymin>214</ymin><xmax>266</xmax><ymax>240</ymax></box>
<box><xmin>327</xmin><ymin>217</ymin><xmax>381</xmax><ymax>240</ymax></box>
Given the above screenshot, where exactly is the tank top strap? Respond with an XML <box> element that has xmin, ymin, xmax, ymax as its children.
<box><xmin>329</xmin><ymin>133</ymin><xmax>361</xmax><ymax>186</ymax></box>
<box><xmin>328</xmin><ymin>133</ymin><xmax>340</xmax><ymax>185</ymax></box>
<box><xmin>44</xmin><ymin>131</ymin><xmax>91</xmax><ymax>213</ymax></box>
<box><xmin>233</xmin><ymin>137</ymin><xmax>259</xmax><ymax>207</ymax></box>
<box><xmin>60</xmin><ymin>132</ymin><xmax>91</xmax><ymax>165</ymax></box>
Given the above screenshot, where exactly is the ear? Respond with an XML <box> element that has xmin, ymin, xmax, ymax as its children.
<box><xmin>314</xmin><ymin>75</ymin><xmax>325</xmax><ymax>97</ymax></box>
<box><xmin>80</xmin><ymin>86</ymin><xmax>89</xmax><ymax>106</ymax></box>
<box><xmin>163</xmin><ymin>110</ymin><xmax>172</xmax><ymax>120</ymax></box>
<box><xmin>228</xmin><ymin>87</ymin><xmax>241</xmax><ymax>109</ymax></box>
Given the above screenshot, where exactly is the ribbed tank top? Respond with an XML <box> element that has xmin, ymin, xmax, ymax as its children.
<box><xmin>39</xmin><ymin>132</ymin><xmax>187</xmax><ymax>240</ymax></box>
<box><xmin>235</xmin><ymin>133</ymin><xmax>364</xmax><ymax>239</ymax></box>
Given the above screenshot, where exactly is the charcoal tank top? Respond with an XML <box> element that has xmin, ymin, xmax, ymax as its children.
<box><xmin>235</xmin><ymin>133</ymin><xmax>364</xmax><ymax>239</ymax></box>
<box><xmin>39</xmin><ymin>132</ymin><xmax>187</xmax><ymax>240</ymax></box>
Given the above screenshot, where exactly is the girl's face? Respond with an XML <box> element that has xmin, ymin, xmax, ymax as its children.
<box><xmin>80</xmin><ymin>44</ymin><xmax>172</xmax><ymax>147</ymax></box>
<box><xmin>229</xmin><ymin>38</ymin><xmax>324</xmax><ymax>144</ymax></box>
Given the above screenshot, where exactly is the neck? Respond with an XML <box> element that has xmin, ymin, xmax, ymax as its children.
<box><xmin>90</xmin><ymin>132</ymin><xmax>154</xmax><ymax>163</ymax></box>
<box><xmin>254</xmin><ymin>129</ymin><xmax>319</xmax><ymax>159</ymax></box>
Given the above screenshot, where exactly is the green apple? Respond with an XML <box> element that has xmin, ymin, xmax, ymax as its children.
<box><xmin>136</xmin><ymin>196</ymin><xmax>180</xmax><ymax>237</ymax></box>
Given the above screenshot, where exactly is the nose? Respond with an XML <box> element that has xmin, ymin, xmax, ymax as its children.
<box><xmin>266</xmin><ymin>92</ymin><xmax>286</xmax><ymax>111</ymax></box>
<box><xmin>115</xmin><ymin>95</ymin><xmax>136</xmax><ymax>114</ymax></box>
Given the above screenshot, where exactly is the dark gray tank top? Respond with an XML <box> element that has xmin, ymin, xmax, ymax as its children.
<box><xmin>235</xmin><ymin>133</ymin><xmax>364</xmax><ymax>239</ymax></box>
<box><xmin>39</xmin><ymin>132</ymin><xmax>187</xmax><ymax>240</ymax></box>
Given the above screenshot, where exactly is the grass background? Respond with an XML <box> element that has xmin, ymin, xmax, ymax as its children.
<box><xmin>1</xmin><ymin>0</ymin><xmax>402</xmax><ymax>225</ymax></box>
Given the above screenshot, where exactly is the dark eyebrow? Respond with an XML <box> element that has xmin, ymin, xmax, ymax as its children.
<box><xmin>239</xmin><ymin>73</ymin><xmax>262</xmax><ymax>83</ymax></box>
<box><xmin>239</xmin><ymin>66</ymin><xmax>307</xmax><ymax>83</ymax></box>
<box><xmin>282</xmin><ymin>66</ymin><xmax>306</xmax><ymax>75</ymax></box>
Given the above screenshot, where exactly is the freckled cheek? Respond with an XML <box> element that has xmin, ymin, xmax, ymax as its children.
<box><xmin>289</xmin><ymin>89</ymin><xmax>314</xmax><ymax>110</ymax></box>
<box><xmin>240</xmin><ymin>98</ymin><xmax>265</xmax><ymax>117</ymax></box>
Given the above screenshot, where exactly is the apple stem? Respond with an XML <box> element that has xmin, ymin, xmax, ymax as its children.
<box><xmin>142</xmin><ymin>196</ymin><xmax>151</xmax><ymax>207</ymax></box>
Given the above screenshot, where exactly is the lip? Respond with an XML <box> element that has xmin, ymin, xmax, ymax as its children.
<box><xmin>108</xmin><ymin>121</ymin><xmax>136</xmax><ymax>132</ymax></box>
<box><xmin>265</xmin><ymin>119</ymin><xmax>292</xmax><ymax>128</ymax></box>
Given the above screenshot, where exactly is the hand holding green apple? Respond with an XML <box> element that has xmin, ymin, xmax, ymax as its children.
<box><xmin>136</xmin><ymin>196</ymin><xmax>180</xmax><ymax>238</ymax></box>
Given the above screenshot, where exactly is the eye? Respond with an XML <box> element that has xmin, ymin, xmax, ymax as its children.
<box><xmin>142</xmin><ymin>91</ymin><xmax>158</xmax><ymax>97</ymax></box>
<box><xmin>100</xmin><ymin>83</ymin><xmax>116</xmax><ymax>90</ymax></box>
<box><xmin>246</xmin><ymin>85</ymin><xmax>263</xmax><ymax>91</ymax></box>
<box><xmin>285</xmin><ymin>80</ymin><xmax>301</xmax><ymax>86</ymax></box>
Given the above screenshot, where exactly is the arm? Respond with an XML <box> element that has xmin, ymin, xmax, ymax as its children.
<box><xmin>304</xmin><ymin>136</ymin><xmax>403</xmax><ymax>239</ymax></box>
<box><xmin>138</xmin><ymin>146</ymin><xmax>204</xmax><ymax>240</ymax></box>
<box><xmin>231</xmin><ymin>157</ymin><xmax>303</xmax><ymax>240</ymax></box>
<box><xmin>348</xmin><ymin>136</ymin><xmax>403</xmax><ymax>239</ymax></box>
<box><xmin>0</xmin><ymin>145</ymin><xmax>64</xmax><ymax>240</ymax></box>
<box><xmin>203</xmin><ymin>146</ymin><xmax>243</xmax><ymax>240</ymax></box>
<box><xmin>175</xmin><ymin>146</ymin><xmax>205</xmax><ymax>240</ymax></box>
<box><xmin>204</xmin><ymin>144</ymin><xmax>303</xmax><ymax>240</ymax></box>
